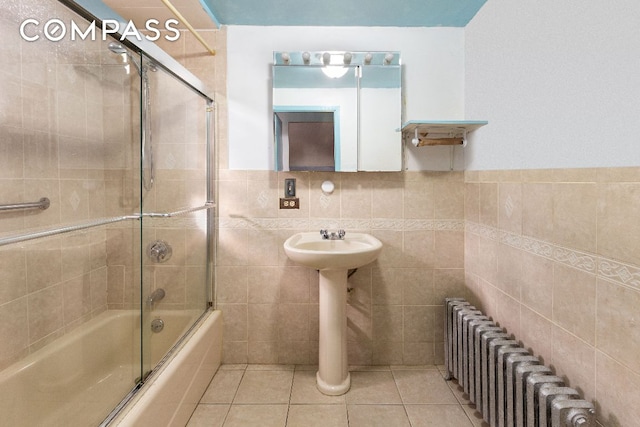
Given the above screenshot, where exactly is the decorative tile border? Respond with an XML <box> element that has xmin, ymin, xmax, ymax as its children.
<box><xmin>466</xmin><ymin>221</ymin><xmax>640</xmax><ymax>292</ymax></box>
<box><xmin>218</xmin><ymin>217</ymin><xmax>464</xmax><ymax>232</ymax></box>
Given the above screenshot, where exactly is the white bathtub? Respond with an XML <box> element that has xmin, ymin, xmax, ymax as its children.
<box><xmin>0</xmin><ymin>309</ymin><xmax>222</xmax><ymax>426</ymax></box>
<box><xmin>112</xmin><ymin>309</ymin><xmax>223</xmax><ymax>426</ymax></box>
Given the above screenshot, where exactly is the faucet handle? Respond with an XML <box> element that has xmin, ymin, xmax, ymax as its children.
<box><xmin>320</xmin><ymin>229</ymin><xmax>329</xmax><ymax>239</ymax></box>
<box><xmin>338</xmin><ymin>229</ymin><xmax>346</xmax><ymax>238</ymax></box>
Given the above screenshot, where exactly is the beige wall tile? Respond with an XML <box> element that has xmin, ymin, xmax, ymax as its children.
<box><xmin>552</xmin><ymin>183</ymin><xmax>597</xmax><ymax>253</ymax></box>
<box><xmin>434</xmin><ymin>181</ymin><xmax>464</xmax><ymax>219</ymax></box>
<box><xmin>596</xmin><ymin>278</ymin><xmax>640</xmax><ymax>374</ymax></box>
<box><xmin>216</xmin><ymin>266</ymin><xmax>248</xmax><ymax>303</ymax></box>
<box><xmin>248</xmin><ymin>266</ymin><xmax>280</xmax><ymax>303</ymax></box>
<box><xmin>498</xmin><ymin>182</ymin><xmax>522</xmax><ymax>234</ymax></box>
<box><xmin>28</xmin><ymin>284</ymin><xmax>64</xmax><ymax>344</ymax></box>
<box><xmin>404</xmin><ymin>181</ymin><xmax>434</xmax><ymax>219</ymax></box>
<box><xmin>478</xmin><ymin>183</ymin><xmax>498</xmax><ymax>227</ymax></box>
<box><xmin>596</xmin><ymin>352</ymin><xmax>640</xmax><ymax>427</ymax></box>
<box><xmin>340</xmin><ymin>176</ymin><xmax>372</xmax><ymax>218</ymax></box>
<box><xmin>519</xmin><ymin>306</ymin><xmax>553</xmax><ymax>364</ymax></box>
<box><xmin>495</xmin><ymin>292</ymin><xmax>520</xmax><ymax>338</ymax></box>
<box><xmin>403</xmin><ymin>230</ymin><xmax>436</xmax><ymax>268</ymax></box>
<box><xmin>522</xmin><ymin>183</ymin><xmax>554</xmax><ymax>241</ymax></box>
<box><xmin>552</xmin><ymin>326</ymin><xmax>595</xmax><ymax>402</ymax></box>
<box><xmin>597</xmin><ymin>183</ymin><xmax>640</xmax><ymax>265</ymax></box>
<box><xmin>496</xmin><ymin>243</ymin><xmax>522</xmax><ymax>299</ymax></box>
<box><xmin>371</xmin><ymin>180</ymin><xmax>403</xmax><ymax>219</ymax></box>
<box><xmin>464</xmin><ymin>182</ymin><xmax>480</xmax><ymax>223</ymax></box>
<box><xmin>401</xmin><ymin>268</ymin><xmax>434</xmax><ymax>305</ymax></box>
<box><xmin>217</xmin><ymin>228</ymin><xmax>248</xmax><ymax>266</ymax></box>
<box><xmin>434</xmin><ymin>231</ymin><xmax>464</xmax><ymax>269</ymax></box>
<box><xmin>553</xmin><ymin>264</ymin><xmax>596</xmax><ymax>345</ymax></box>
<box><xmin>520</xmin><ymin>251</ymin><xmax>553</xmax><ymax>318</ymax></box>
<box><xmin>0</xmin><ymin>298</ymin><xmax>28</xmax><ymax>370</ymax></box>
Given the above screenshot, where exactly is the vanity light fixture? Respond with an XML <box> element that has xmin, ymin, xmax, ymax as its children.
<box><xmin>322</xmin><ymin>66</ymin><xmax>349</xmax><ymax>79</ymax></box>
<box><xmin>321</xmin><ymin>52</ymin><xmax>349</xmax><ymax>78</ymax></box>
<box><xmin>281</xmin><ymin>52</ymin><xmax>290</xmax><ymax>65</ymax></box>
<box><xmin>384</xmin><ymin>52</ymin><xmax>394</xmax><ymax>65</ymax></box>
<box><xmin>343</xmin><ymin>52</ymin><xmax>352</xmax><ymax>65</ymax></box>
<box><xmin>364</xmin><ymin>53</ymin><xmax>373</xmax><ymax>65</ymax></box>
<box><xmin>302</xmin><ymin>51</ymin><xmax>311</xmax><ymax>64</ymax></box>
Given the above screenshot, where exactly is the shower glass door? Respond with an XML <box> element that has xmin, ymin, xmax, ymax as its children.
<box><xmin>139</xmin><ymin>54</ymin><xmax>211</xmax><ymax>378</ymax></box>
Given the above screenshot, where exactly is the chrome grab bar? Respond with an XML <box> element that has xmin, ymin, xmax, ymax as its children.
<box><xmin>0</xmin><ymin>197</ymin><xmax>50</xmax><ymax>212</ymax></box>
<box><xmin>0</xmin><ymin>203</ymin><xmax>216</xmax><ymax>248</ymax></box>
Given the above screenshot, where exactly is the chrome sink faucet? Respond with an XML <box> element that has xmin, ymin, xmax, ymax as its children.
<box><xmin>320</xmin><ymin>229</ymin><xmax>346</xmax><ymax>240</ymax></box>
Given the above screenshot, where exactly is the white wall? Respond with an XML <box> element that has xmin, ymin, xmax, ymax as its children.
<box><xmin>227</xmin><ymin>26</ymin><xmax>465</xmax><ymax>170</ymax></box>
<box><xmin>465</xmin><ymin>0</ymin><xmax>640</xmax><ymax>170</ymax></box>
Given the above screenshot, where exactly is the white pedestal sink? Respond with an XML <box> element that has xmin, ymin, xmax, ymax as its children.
<box><xmin>283</xmin><ymin>231</ymin><xmax>383</xmax><ymax>395</ymax></box>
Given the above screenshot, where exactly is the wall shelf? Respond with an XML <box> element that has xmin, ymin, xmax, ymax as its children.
<box><xmin>402</xmin><ymin>120</ymin><xmax>487</xmax><ymax>147</ymax></box>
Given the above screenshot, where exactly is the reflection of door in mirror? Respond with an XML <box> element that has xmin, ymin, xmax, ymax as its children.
<box><xmin>274</xmin><ymin>110</ymin><xmax>337</xmax><ymax>171</ymax></box>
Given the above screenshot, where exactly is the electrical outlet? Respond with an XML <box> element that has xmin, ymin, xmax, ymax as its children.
<box><xmin>280</xmin><ymin>197</ymin><xmax>299</xmax><ymax>209</ymax></box>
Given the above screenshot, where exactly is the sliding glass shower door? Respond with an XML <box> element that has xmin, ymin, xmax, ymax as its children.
<box><xmin>139</xmin><ymin>53</ymin><xmax>212</xmax><ymax>379</ymax></box>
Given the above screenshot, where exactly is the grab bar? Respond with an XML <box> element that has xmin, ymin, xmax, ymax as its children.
<box><xmin>140</xmin><ymin>202</ymin><xmax>215</xmax><ymax>218</ymax></box>
<box><xmin>0</xmin><ymin>203</ymin><xmax>216</xmax><ymax>248</ymax></box>
<box><xmin>0</xmin><ymin>197</ymin><xmax>50</xmax><ymax>212</ymax></box>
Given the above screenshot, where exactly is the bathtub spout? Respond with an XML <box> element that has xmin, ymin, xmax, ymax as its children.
<box><xmin>147</xmin><ymin>288</ymin><xmax>166</xmax><ymax>305</ymax></box>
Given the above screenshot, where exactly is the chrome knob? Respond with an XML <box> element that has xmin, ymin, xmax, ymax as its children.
<box><xmin>147</xmin><ymin>240</ymin><xmax>172</xmax><ymax>263</ymax></box>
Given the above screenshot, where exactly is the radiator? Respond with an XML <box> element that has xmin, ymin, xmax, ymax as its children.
<box><xmin>444</xmin><ymin>298</ymin><xmax>596</xmax><ymax>427</ymax></box>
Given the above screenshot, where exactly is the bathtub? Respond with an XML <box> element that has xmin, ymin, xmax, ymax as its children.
<box><xmin>112</xmin><ymin>309</ymin><xmax>223</xmax><ymax>426</ymax></box>
<box><xmin>0</xmin><ymin>309</ymin><xmax>222</xmax><ymax>426</ymax></box>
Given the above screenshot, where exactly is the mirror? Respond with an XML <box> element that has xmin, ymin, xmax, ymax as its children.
<box><xmin>272</xmin><ymin>51</ymin><xmax>402</xmax><ymax>172</ymax></box>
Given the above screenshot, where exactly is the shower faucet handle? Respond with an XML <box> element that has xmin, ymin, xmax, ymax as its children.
<box><xmin>147</xmin><ymin>240</ymin><xmax>173</xmax><ymax>263</ymax></box>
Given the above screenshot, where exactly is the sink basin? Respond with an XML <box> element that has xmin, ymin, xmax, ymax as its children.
<box><xmin>283</xmin><ymin>232</ymin><xmax>382</xmax><ymax>270</ymax></box>
<box><xmin>283</xmin><ymin>231</ymin><xmax>383</xmax><ymax>396</ymax></box>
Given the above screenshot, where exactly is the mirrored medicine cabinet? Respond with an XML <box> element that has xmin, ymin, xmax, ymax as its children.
<box><xmin>272</xmin><ymin>51</ymin><xmax>402</xmax><ymax>172</ymax></box>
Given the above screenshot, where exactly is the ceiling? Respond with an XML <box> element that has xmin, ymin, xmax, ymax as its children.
<box><xmin>102</xmin><ymin>0</ymin><xmax>488</xmax><ymax>30</ymax></box>
<box><xmin>202</xmin><ymin>0</ymin><xmax>488</xmax><ymax>27</ymax></box>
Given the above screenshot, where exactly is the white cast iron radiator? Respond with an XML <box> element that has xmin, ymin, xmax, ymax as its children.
<box><xmin>444</xmin><ymin>298</ymin><xmax>596</xmax><ymax>427</ymax></box>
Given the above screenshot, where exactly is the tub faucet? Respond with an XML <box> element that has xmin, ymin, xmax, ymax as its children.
<box><xmin>147</xmin><ymin>288</ymin><xmax>166</xmax><ymax>306</ymax></box>
<box><xmin>320</xmin><ymin>229</ymin><xmax>346</xmax><ymax>240</ymax></box>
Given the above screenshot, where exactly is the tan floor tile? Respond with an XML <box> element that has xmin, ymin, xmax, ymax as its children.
<box><xmin>286</xmin><ymin>404</ymin><xmax>348</xmax><ymax>427</ymax></box>
<box><xmin>233</xmin><ymin>370</ymin><xmax>293</xmax><ymax>404</ymax></box>
<box><xmin>186</xmin><ymin>404</ymin><xmax>229</xmax><ymax>427</ymax></box>
<box><xmin>290</xmin><ymin>370</ymin><xmax>345</xmax><ymax>404</ymax></box>
<box><xmin>405</xmin><ymin>404</ymin><xmax>475</xmax><ymax>427</ymax></box>
<box><xmin>223</xmin><ymin>404</ymin><xmax>288</xmax><ymax>427</ymax></box>
<box><xmin>347</xmin><ymin>404</ymin><xmax>410</xmax><ymax>427</ymax></box>
<box><xmin>200</xmin><ymin>370</ymin><xmax>244</xmax><ymax>403</ymax></box>
<box><xmin>346</xmin><ymin>371</ymin><xmax>402</xmax><ymax>404</ymax></box>
<box><xmin>446</xmin><ymin>378</ymin><xmax>473</xmax><ymax>405</ymax></box>
<box><xmin>393</xmin><ymin>369</ymin><xmax>458</xmax><ymax>404</ymax></box>
<box><xmin>461</xmin><ymin>405</ymin><xmax>489</xmax><ymax>427</ymax></box>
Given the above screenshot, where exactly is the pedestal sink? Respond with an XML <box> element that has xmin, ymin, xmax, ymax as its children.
<box><xmin>283</xmin><ymin>231</ymin><xmax>383</xmax><ymax>395</ymax></box>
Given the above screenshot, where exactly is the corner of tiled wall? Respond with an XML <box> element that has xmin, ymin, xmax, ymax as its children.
<box><xmin>463</xmin><ymin>167</ymin><xmax>640</xmax><ymax>427</ymax></box>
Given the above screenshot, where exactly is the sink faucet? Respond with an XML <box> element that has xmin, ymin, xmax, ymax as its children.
<box><xmin>320</xmin><ymin>229</ymin><xmax>346</xmax><ymax>240</ymax></box>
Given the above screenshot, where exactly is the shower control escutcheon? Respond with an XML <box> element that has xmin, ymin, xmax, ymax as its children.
<box><xmin>147</xmin><ymin>240</ymin><xmax>173</xmax><ymax>263</ymax></box>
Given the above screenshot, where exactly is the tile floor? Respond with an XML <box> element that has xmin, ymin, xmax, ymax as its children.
<box><xmin>186</xmin><ymin>365</ymin><xmax>488</xmax><ymax>427</ymax></box>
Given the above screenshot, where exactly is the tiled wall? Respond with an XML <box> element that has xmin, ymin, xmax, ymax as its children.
<box><xmin>464</xmin><ymin>168</ymin><xmax>640</xmax><ymax>427</ymax></box>
<box><xmin>0</xmin><ymin>3</ymin><xmax>128</xmax><ymax>371</ymax></box>
<box><xmin>216</xmin><ymin>170</ymin><xmax>470</xmax><ymax>365</ymax></box>
<box><xmin>0</xmin><ymin>3</ymin><xmax>214</xmax><ymax>371</ymax></box>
